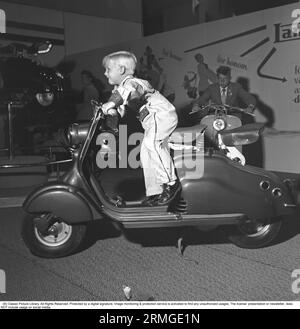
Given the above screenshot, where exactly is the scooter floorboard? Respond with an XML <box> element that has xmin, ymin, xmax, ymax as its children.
<box><xmin>92</xmin><ymin>170</ymin><xmax>170</xmax><ymax>212</ymax></box>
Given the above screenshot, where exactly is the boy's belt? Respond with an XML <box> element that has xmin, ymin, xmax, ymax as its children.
<box><xmin>138</xmin><ymin>107</ymin><xmax>150</xmax><ymax>122</ymax></box>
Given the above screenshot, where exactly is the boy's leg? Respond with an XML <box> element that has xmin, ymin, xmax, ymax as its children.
<box><xmin>141</xmin><ymin>113</ymin><xmax>163</xmax><ymax>197</ymax></box>
<box><xmin>141</xmin><ymin>113</ymin><xmax>178</xmax><ymax>197</ymax></box>
<box><xmin>155</xmin><ymin>139</ymin><xmax>177</xmax><ymax>183</ymax></box>
<box><xmin>141</xmin><ymin>113</ymin><xmax>174</xmax><ymax>197</ymax></box>
<box><xmin>155</xmin><ymin>111</ymin><xmax>178</xmax><ymax>184</ymax></box>
<box><xmin>140</xmin><ymin>137</ymin><xmax>164</xmax><ymax>197</ymax></box>
<box><xmin>154</xmin><ymin>111</ymin><xmax>180</xmax><ymax>204</ymax></box>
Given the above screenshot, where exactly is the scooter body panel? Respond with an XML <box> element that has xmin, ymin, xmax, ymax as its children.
<box><xmin>201</xmin><ymin>114</ymin><xmax>241</xmax><ymax>142</ymax></box>
<box><xmin>175</xmin><ymin>152</ymin><xmax>295</xmax><ymax>219</ymax></box>
<box><xmin>23</xmin><ymin>183</ymin><xmax>95</xmax><ymax>224</ymax></box>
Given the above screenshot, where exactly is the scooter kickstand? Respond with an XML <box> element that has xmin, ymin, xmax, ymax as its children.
<box><xmin>177</xmin><ymin>236</ymin><xmax>184</xmax><ymax>256</ymax></box>
<box><xmin>176</xmin><ymin>229</ymin><xmax>185</xmax><ymax>256</ymax></box>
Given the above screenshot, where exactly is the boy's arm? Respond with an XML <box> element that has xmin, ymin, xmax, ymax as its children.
<box><xmin>102</xmin><ymin>101</ymin><xmax>117</xmax><ymax>116</ymax></box>
<box><xmin>102</xmin><ymin>90</ymin><xmax>124</xmax><ymax>115</ymax></box>
<box><xmin>103</xmin><ymin>80</ymin><xmax>145</xmax><ymax>116</ymax></box>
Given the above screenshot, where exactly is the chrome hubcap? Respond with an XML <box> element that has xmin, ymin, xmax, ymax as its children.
<box><xmin>34</xmin><ymin>218</ymin><xmax>72</xmax><ymax>247</ymax></box>
<box><xmin>238</xmin><ymin>219</ymin><xmax>271</xmax><ymax>238</ymax></box>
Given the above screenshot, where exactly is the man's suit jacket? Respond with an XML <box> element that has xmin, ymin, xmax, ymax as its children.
<box><xmin>196</xmin><ymin>82</ymin><xmax>256</xmax><ymax>108</ymax></box>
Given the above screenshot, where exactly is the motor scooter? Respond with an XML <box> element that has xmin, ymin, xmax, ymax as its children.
<box><xmin>22</xmin><ymin>103</ymin><xmax>300</xmax><ymax>258</ymax></box>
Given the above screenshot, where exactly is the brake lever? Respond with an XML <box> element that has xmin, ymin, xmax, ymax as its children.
<box><xmin>244</xmin><ymin>111</ymin><xmax>256</xmax><ymax>117</ymax></box>
<box><xmin>91</xmin><ymin>100</ymin><xmax>104</xmax><ymax>118</ymax></box>
<box><xmin>188</xmin><ymin>104</ymin><xmax>209</xmax><ymax>115</ymax></box>
<box><xmin>222</xmin><ymin>104</ymin><xmax>256</xmax><ymax>117</ymax></box>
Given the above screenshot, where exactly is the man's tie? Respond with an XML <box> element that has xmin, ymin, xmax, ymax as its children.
<box><xmin>221</xmin><ymin>88</ymin><xmax>226</xmax><ymax>104</ymax></box>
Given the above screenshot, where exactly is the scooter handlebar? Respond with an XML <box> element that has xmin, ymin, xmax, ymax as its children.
<box><xmin>221</xmin><ymin>104</ymin><xmax>255</xmax><ymax>117</ymax></box>
<box><xmin>91</xmin><ymin>100</ymin><xmax>104</xmax><ymax>118</ymax></box>
<box><xmin>189</xmin><ymin>103</ymin><xmax>255</xmax><ymax>117</ymax></box>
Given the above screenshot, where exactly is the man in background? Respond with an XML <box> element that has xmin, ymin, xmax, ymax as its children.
<box><xmin>191</xmin><ymin>65</ymin><xmax>256</xmax><ymax>118</ymax></box>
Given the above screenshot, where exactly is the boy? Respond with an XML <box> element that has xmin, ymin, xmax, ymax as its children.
<box><xmin>101</xmin><ymin>51</ymin><xmax>179</xmax><ymax>206</ymax></box>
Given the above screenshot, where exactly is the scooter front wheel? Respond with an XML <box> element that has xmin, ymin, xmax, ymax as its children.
<box><xmin>22</xmin><ymin>213</ymin><xmax>87</xmax><ymax>258</ymax></box>
<box><xmin>224</xmin><ymin>216</ymin><xmax>282</xmax><ymax>249</ymax></box>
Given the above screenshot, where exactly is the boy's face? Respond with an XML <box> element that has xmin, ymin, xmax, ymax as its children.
<box><xmin>104</xmin><ymin>59</ymin><xmax>123</xmax><ymax>85</ymax></box>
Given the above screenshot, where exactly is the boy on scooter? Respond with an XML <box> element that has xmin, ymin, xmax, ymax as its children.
<box><xmin>101</xmin><ymin>51</ymin><xmax>180</xmax><ymax>206</ymax></box>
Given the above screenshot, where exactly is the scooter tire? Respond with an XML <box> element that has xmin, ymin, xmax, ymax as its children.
<box><xmin>225</xmin><ymin>217</ymin><xmax>282</xmax><ymax>249</ymax></box>
<box><xmin>22</xmin><ymin>213</ymin><xmax>87</xmax><ymax>258</ymax></box>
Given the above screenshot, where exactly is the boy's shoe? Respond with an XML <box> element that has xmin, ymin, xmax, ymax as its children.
<box><xmin>155</xmin><ymin>181</ymin><xmax>181</xmax><ymax>205</ymax></box>
<box><xmin>141</xmin><ymin>194</ymin><xmax>160</xmax><ymax>206</ymax></box>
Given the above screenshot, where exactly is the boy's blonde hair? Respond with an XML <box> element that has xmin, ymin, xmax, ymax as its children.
<box><xmin>102</xmin><ymin>51</ymin><xmax>137</xmax><ymax>75</ymax></box>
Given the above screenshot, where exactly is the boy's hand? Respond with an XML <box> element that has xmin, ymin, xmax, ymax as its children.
<box><xmin>107</xmin><ymin>109</ymin><xmax>118</xmax><ymax>116</ymax></box>
<box><xmin>102</xmin><ymin>101</ymin><xmax>116</xmax><ymax>115</ymax></box>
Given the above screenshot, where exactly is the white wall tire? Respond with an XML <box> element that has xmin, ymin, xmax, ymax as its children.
<box><xmin>225</xmin><ymin>217</ymin><xmax>282</xmax><ymax>249</ymax></box>
<box><xmin>22</xmin><ymin>213</ymin><xmax>87</xmax><ymax>258</ymax></box>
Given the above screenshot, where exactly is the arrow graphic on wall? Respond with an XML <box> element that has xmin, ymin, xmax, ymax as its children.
<box><xmin>257</xmin><ymin>47</ymin><xmax>287</xmax><ymax>83</ymax></box>
<box><xmin>184</xmin><ymin>23</ymin><xmax>288</xmax><ymax>83</ymax></box>
<box><xmin>240</xmin><ymin>37</ymin><xmax>270</xmax><ymax>57</ymax></box>
<box><xmin>184</xmin><ymin>25</ymin><xmax>267</xmax><ymax>53</ymax></box>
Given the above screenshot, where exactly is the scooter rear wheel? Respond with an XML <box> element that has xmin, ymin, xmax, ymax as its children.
<box><xmin>22</xmin><ymin>213</ymin><xmax>87</xmax><ymax>258</ymax></box>
<box><xmin>225</xmin><ymin>216</ymin><xmax>282</xmax><ymax>249</ymax></box>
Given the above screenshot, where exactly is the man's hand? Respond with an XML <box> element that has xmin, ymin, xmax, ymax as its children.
<box><xmin>190</xmin><ymin>103</ymin><xmax>202</xmax><ymax>114</ymax></box>
<box><xmin>244</xmin><ymin>104</ymin><xmax>255</xmax><ymax>115</ymax></box>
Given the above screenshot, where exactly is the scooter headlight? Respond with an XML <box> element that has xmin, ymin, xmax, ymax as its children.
<box><xmin>66</xmin><ymin>122</ymin><xmax>89</xmax><ymax>147</ymax></box>
<box><xmin>35</xmin><ymin>92</ymin><xmax>55</xmax><ymax>106</ymax></box>
<box><xmin>213</xmin><ymin>118</ymin><xmax>226</xmax><ymax>131</ymax></box>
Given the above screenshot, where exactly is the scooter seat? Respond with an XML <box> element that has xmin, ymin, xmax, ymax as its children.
<box><xmin>169</xmin><ymin>123</ymin><xmax>206</xmax><ymax>144</ymax></box>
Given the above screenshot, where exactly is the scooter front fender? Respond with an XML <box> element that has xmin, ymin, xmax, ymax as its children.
<box><xmin>23</xmin><ymin>183</ymin><xmax>93</xmax><ymax>224</ymax></box>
